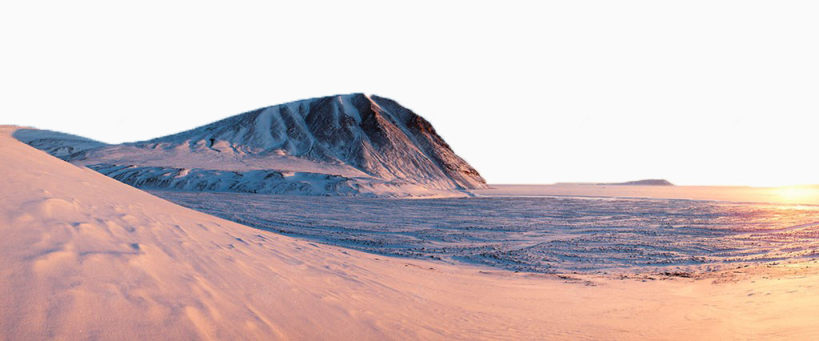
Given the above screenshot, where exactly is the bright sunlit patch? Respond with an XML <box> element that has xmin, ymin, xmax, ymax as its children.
<box><xmin>774</xmin><ymin>186</ymin><xmax>819</xmax><ymax>204</ymax></box>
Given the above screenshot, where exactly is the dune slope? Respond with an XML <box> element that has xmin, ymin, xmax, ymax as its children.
<box><xmin>2</xmin><ymin>125</ymin><xmax>819</xmax><ymax>340</ymax></box>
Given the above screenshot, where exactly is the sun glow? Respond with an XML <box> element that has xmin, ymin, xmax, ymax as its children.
<box><xmin>774</xmin><ymin>186</ymin><xmax>819</xmax><ymax>205</ymax></box>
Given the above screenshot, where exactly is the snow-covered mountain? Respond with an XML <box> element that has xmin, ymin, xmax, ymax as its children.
<box><xmin>20</xmin><ymin>94</ymin><xmax>486</xmax><ymax>197</ymax></box>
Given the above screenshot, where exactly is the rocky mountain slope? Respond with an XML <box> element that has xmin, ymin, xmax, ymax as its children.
<box><xmin>17</xmin><ymin>94</ymin><xmax>486</xmax><ymax>197</ymax></box>
<box><xmin>12</xmin><ymin>129</ymin><xmax>108</xmax><ymax>159</ymax></box>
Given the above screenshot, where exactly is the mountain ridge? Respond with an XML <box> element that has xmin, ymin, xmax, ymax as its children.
<box><xmin>17</xmin><ymin>93</ymin><xmax>486</xmax><ymax>197</ymax></box>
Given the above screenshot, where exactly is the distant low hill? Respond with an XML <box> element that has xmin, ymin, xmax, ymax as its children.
<box><xmin>602</xmin><ymin>179</ymin><xmax>674</xmax><ymax>186</ymax></box>
<box><xmin>555</xmin><ymin>179</ymin><xmax>674</xmax><ymax>186</ymax></box>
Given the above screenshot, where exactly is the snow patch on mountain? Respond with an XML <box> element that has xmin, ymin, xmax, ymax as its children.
<box><xmin>87</xmin><ymin>163</ymin><xmax>466</xmax><ymax>197</ymax></box>
<box><xmin>21</xmin><ymin>94</ymin><xmax>485</xmax><ymax>197</ymax></box>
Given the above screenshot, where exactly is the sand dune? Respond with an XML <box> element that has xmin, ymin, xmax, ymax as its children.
<box><xmin>2</xmin><ymin>125</ymin><xmax>819</xmax><ymax>340</ymax></box>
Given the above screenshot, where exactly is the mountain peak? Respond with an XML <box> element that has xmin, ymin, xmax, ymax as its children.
<box><xmin>32</xmin><ymin>94</ymin><xmax>486</xmax><ymax>197</ymax></box>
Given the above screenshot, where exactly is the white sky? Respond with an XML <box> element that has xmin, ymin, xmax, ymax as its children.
<box><xmin>1</xmin><ymin>1</ymin><xmax>817</xmax><ymax>187</ymax></box>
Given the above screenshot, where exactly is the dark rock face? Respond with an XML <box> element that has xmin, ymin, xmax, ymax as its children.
<box><xmin>136</xmin><ymin>93</ymin><xmax>486</xmax><ymax>190</ymax></box>
<box><xmin>370</xmin><ymin>95</ymin><xmax>486</xmax><ymax>189</ymax></box>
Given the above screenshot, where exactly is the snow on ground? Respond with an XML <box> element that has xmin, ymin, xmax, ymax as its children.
<box><xmin>3</xmin><ymin>125</ymin><xmax>819</xmax><ymax>340</ymax></box>
<box><xmin>474</xmin><ymin>184</ymin><xmax>819</xmax><ymax>206</ymax></box>
<box><xmin>154</xmin><ymin>192</ymin><xmax>819</xmax><ymax>274</ymax></box>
